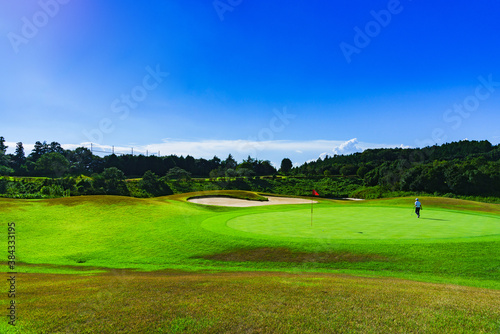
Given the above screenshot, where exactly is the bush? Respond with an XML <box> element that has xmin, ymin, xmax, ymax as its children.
<box><xmin>0</xmin><ymin>178</ymin><xmax>7</xmax><ymax>193</ymax></box>
<box><xmin>0</xmin><ymin>166</ymin><xmax>14</xmax><ymax>176</ymax></box>
<box><xmin>166</xmin><ymin>167</ymin><xmax>191</xmax><ymax>181</ymax></box>
<box><xmin>100</xmin><ymin>167</ymin><xmax>129</xmax><ymax>196</ymax></box>
<box><xmin>138</xmin><ymin>171</ymin><xmax>173</xmax><ymax>197</ymax></box>
<box><xmin>40</xmin><ymin>185</ymin><xmax>65</xmax><ymax>198</ymax></box>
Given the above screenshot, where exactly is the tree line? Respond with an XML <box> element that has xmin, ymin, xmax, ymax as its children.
<box><xmin>1</xmin><ymin>136</ymin><xmax>499</xmax><ymax>199</ymax></box>
<box><xmin>0</xmin><ymin>137</ymin><xmax>278</xmax><ymax>178</ymax></box>
<box><xmin>291</xmin><ymin>140</ymin><xmax>500</xmax><ymax>197</ymax></box>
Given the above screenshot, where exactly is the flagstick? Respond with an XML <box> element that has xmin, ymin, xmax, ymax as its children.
<box><xmin>311</xmin><ymin>195</ymin><xmax>313</xmax><ymax>226</ymax></box>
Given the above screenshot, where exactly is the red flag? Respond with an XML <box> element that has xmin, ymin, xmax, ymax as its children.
<box><xmin>312</xmin><ymin>189</ymin><xmax>319</xmax><ymax>196</ymax></box>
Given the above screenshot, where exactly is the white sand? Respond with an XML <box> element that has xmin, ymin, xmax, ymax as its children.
<box><xmin>188</xmin><ymin>196</ymin><xmax>317</xmax><ymax>207</ymax></box>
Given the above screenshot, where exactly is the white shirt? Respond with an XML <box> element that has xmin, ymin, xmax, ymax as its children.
<box><xmin>415</xmin><ymin>200</ymin><xmax>421</xmax><ymax>208</ymax></box>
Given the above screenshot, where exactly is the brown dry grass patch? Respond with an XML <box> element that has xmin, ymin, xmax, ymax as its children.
<box><xmin>199</xmin><ymin>247</ymin><xmax>388</xmax><ymax>263</ymax></box>
<box><xmin>11</xmin><ymin>270</ymin><xmax>500</xmax><ymax>333</ymax></box>
<box><xmin>0</xmin><ymin>198</ymin><xmax>31</xmax><ymax>212</ymax></box>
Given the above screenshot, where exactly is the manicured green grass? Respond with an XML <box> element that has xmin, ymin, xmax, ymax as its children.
<box><xmin>0</xmin><ymin>194</ymin><xmax>499</xmax><ymax>286</ymax></box>
<box><xmin>227</xmin><ymin>206</ymin><xmax>500</xmax><ymax>240</ymax></box>
<box><xmin>0</xmin><ymin>192</ymin><xmax>499</xmax><ymax>332</ymax></box>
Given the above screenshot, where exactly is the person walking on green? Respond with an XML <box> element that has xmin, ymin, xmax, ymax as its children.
<box><xmin>414</xmin><ymin>198</ymin><xmax>422</xmax><ymax>218</ymax></box>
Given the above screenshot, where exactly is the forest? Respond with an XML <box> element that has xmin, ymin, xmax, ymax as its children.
<box><xmin>0</xmin><ymin>136</ymin><xmax>499</xmax><ymax>200</ymax></box>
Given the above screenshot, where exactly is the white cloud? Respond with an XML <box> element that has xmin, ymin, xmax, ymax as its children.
<box><xmin>4</xmin><ymin>139</ymin><xmax>413</xmax><ymax>167</ymax></box>
<box><xmin>78</xmin><ymin>139</ymin><xmax>366</xmax><ymax>166</ymax></box>
<box><xmin>331</xmin><ymin>138</ymin><xmax>363</xmax><ymax>155</ymax></box>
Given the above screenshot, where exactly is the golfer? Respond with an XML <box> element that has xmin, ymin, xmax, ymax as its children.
<box><xmin>414</xmin><ymin>198</ymin><xmax>422</xmax><ymax>218</ymax></box>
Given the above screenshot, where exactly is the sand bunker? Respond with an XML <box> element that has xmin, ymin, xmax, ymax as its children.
<box><xmin>188</xmin><ymin>196</ymin><xmax>317</xmax><ymax>207</ymax></box>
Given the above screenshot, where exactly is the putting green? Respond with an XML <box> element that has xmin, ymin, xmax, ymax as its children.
<box><xmin>226</xmin><ymin>207</ymin><xmax>500</xmax><ymax>240</ymax></box>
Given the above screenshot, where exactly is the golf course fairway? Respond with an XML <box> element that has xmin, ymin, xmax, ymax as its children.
<box><xmin>1</xmin><ymin>192</ymin><xmax>499</xmax><ymax>333</ymax></box>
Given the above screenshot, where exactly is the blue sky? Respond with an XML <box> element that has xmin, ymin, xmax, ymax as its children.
<box><xmin>1</xmin><ymin>0</ymin><xmax>500</xmax><ymax>166</ymax></box>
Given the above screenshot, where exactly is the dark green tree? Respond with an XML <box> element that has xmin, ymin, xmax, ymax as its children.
<box><xmin>0</xmin><ymin>142</ymin><xmax>13</xmax><ymax>175</ymax></box>
<box><xmin>34</xmin><ymin>152</ymin><xmax>70</xmax><ymax>177</ymax></box>
<box><xmin>208</xmin><ymin>156</ymin><xmax>221</xmax><ymax>173</ymax></box>
<box><xmin>100</xmin><ymin>167</ymin><xmax>129</xmax><ymax>195</ymax></box>
<box><xmin>280</xmin><ymin>158</ymin><xmax>293</xmax><ymax>174</ymax></box>
<box><xmin>0</xmin><ymin>165</ymin><xmax>14</xmax><ymax>175</ymax></box>
<box><xmin>0</xmin><ymin>136</ymin><xmax>7</xmax><ymax>153</ymax></box>
<box><xmin>340</xmin><ymin>164</ymin><xmax>357</xmax><ymax>176</ymax></box>
<box><xmin>223</xmin><ymin>154</ymin><xmax>237</xmax><ymax>170</ymax></box>
<box><xmin>139</xmin><ymin>170</ymin><xmax>172</xmax><ymax>196</ymax></box>
<box><xmin>0</xmin><ymin>151</ymin><xmax>8</xmax><ymax>167</ymax></box>
<box><xmin>237</xmin><ymin>161</ymin><xmax>254</xmax><ymax>171</ymax></box>
<box><xmin>49</xmin><ymin>142</ymin><xmax>65</xmax><ymax>154</ymax></box>
<box><xmin>166</xmin><ymin>167</ymin><xmax>191</xmax><ymax>180</ymax></box>
<box><xmin>29</xmin><ymin>141</ymin><xmax>48</xmax><ymax>162</ymax></box>
<box><xmin>13</xmin><ymin>142</ymin><xmax>26</xmax><ymax>169</ymax></box>
<box><xmin>225</xmin><ymin>168</ymin><xmax>236</xmax><ymax>178</ymax></box>
<box><xmin>104</xmin><ymin>154</ymin><xmax>122</xmax><ymax>170</ymax></box>
<box><xmin>420</xmin><ymin>162</ymin><xmax>448</xmax><ymax>193</ymax></box>
<box><xmin>209</xmin><ymin>168</ymin><xmax>223</xmax><ymax>180</ymax></box>
<box><xmin>356</xmin><ymin>165</ymin><xmax>369</xmax><ymax>178</ymax></box>
<box><xmin>68</xmin><ymin>147</ymin><xmax>94</xmax><ymax>175</ymax></box>
<box><xmin>254</xmin><ymin>160</ymin><xmax>276</xmax><ymax>176</ymax></box>
<box><xmin>236</xmin><ymin>168</ymin><xmax>255</xmax><ymax>177</ymax></box>
<box><xmin>139</xmin><ymin>170</ymin><xmax>159</xmax><ymax>194</ymax></box>
<box><xmin>236</xmin><ymin>160</ymin><xmax>255</xmax><ymax>178</ymax></box>
<box><xmin>184</xmin><ymin>155</ymin><xmax>196</xmax><ymax>173</ymax></box>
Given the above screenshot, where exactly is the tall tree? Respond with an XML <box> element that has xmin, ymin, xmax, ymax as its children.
<box><xmin>139</xmin><ymin>170</ymin><xmax>173</xmax><ymax>196</ymax></box>
<box><xmin>34</xmin><ymin>152</ymin><xmax>70</xmax><ymax>177</ymax></box>
<box><xmin>0</xmin><ymin>151</ymin><xmax>8</xmax><ymax>167</ymax></box>
<box><xmin>13</xmin><ymin>142</ymin><xmax>26</xmax><ymax>168</ymax></box>
<box><xmin>280</xmin><ymin>158</ymin><xmax>293</xmax><ymax>174</ymax></box>
<box><xmin>255</xmin><ymin>160</ymin><xmax>277</xmax><ymax>176</ymax></box>
<box><xmin>97</xmin><ymin>167</ymin><xmax>129</xmax><ymax>195</ymax></box>
<box><xmin>0</xmin><ymin>136</ymin><xmax>8</xmax><ymax>172</ymax></box>
<box><xmin>29</xmin><ymin>141</ymin><xmax>47</xmax><ymax>162</ymax></box>
<box><xmin>49</xmin><ymin>142</ymin><xmax>65</xmax><ymax>154</ymax></box>
<box><xmin>68</xmin><ymin>147</ymin><xmax>93</xmax><ymax>174</ymax></box>
<box><xmin>223</xmin><ymin>154</ymin><xmax>237</xmax><ymax>170</ymax></box>
<box><xmin>0</xmin><ymin>136</ymin><xmax>7</xmax><ymax>153</ymax></box>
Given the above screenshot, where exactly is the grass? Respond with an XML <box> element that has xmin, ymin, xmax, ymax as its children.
<box><xmin>2</xmin><ymin>271</ymin><xmax>499</xmax><ymax>334</ymax></box>
<box><xmin>225</xmin><ymin>206</ymin><xmax>500</xmax><ymax>240</ymax></box>
<box><xmin>0</xmin><ymin>191</ymin><xmax>499</xmax><ymax>332</ymax></box>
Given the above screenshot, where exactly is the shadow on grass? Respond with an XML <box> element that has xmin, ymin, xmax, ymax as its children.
<box><xmin>197</xmin><ymin>247</ymin><xmax>388</xmax><ymax>263</ymax></box>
